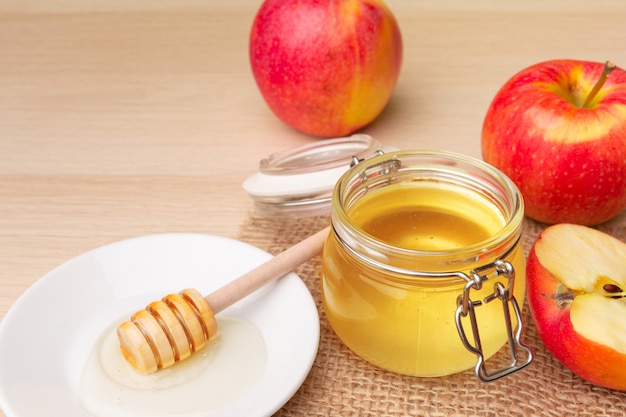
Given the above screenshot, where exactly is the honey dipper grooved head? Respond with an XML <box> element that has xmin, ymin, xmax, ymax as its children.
<box><xmin>117</xmin><ymin>288</ymin><xmax>217</xmax><ymax>374</ymax></box>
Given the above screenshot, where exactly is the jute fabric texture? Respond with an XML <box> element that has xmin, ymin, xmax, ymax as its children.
<box><xmin>238</xmin><ymin>212</ymin><xmax>626</xmax><ymax>416</ymax></box>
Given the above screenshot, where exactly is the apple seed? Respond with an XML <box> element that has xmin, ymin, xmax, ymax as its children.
<box><xmin>603</xmin><ymin>283</ymin><xmax>625</xmax><ymax>299</ymax></box>
<box><xmin>603</xmin><ymin>283</ymin><xmax>622</xmax><ymax>293</ymax></box>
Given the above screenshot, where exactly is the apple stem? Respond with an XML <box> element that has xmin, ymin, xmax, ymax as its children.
<box><xmin>582</xmin><ymin>61</ymin><xmax>616</xmax><ymax>109</ymax></box>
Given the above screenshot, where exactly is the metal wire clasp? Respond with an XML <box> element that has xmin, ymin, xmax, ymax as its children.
<box><xmin>350</xmin><ymin>149</ymin><xmax>386</xmax><ymax>167</ymax></box>
<box><xmin>455</xmin><ymin>259</ymin><xmax>533</xmax><ymax>382</ymax></box>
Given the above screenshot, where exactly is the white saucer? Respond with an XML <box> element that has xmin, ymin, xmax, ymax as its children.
<box><xmin>0</xmin><ymin>234</ymin><xmax>320</xmax><ymax>417</ymax></box>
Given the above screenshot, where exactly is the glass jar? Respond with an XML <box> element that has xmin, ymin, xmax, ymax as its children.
<box><xmin>321</xmin><ymin>150</ymin><xmax>532</xmax><ymax>380</ymax></box>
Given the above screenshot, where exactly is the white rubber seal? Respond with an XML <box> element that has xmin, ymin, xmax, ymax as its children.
<box><xmin>243</xmin><ymin>134</ymin><xmax>387</xmax><ymax>216</ymax></box>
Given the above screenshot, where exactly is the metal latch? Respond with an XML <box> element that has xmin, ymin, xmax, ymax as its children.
<box><xmin>455</xmin><ymin>259</ymin><xmax>533</xmax><ymax>382</ymax></box>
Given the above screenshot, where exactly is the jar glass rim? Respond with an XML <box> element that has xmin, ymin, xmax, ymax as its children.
<box><xmin>331</xmin><ymin>149</ymin><xmax>524</xmax><ymax>269</ymax></box>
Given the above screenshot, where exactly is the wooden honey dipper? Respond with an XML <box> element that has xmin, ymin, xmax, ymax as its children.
<box><xmin>116</xmin><ymin>227</ymin><xmax>329</xmax><ymax>374</ymax></box>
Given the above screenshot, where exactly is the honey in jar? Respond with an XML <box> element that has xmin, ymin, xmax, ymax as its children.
<box><xmin>321</xmin><ymin>150</ymin><xmax>531</xmax><ymax>379</ymax></box>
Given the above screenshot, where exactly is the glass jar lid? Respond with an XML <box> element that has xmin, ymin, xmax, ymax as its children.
<box><xmin>243</xmin><ymin>134</ymin><xmax>387</xmax><ymax>216</ymax></box>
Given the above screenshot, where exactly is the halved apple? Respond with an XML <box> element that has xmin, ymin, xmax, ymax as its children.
<box><xmin>527</xmin><ymin>223</ymin><xmax>626</xmax><ymax>390</ymax></box>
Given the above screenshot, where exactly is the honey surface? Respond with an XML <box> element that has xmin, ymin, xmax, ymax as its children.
<box><xmin>350</xmin><ymin>181</ymin><xmax>503</xmax><ymax>251</ymax></box>
<box><xmin>80</xmin><ymin>317</ymin><xmax>266</xmax><ymax>417</ymax></box>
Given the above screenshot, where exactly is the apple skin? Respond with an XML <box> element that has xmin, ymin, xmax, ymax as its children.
<box><xmin>249</xmin><ymin>0</ymin><xmax>402</xmax><ymax>138</ymax></box>
<box><xmin>527</xmin><ymin>224</ymin><xmax>626</xmax><ymax>390</ymax></box>
<box><xmin>482</xmin><ymin>59</ymin><xmax>626</xmax><ymax>225</ymax></box>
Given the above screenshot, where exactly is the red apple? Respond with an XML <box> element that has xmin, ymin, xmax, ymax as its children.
<box><xmin>249</xmin><ymin>0</ymin><xmax>402</xmax><ymax>138</ymax></box>
<box><xmin>527</xmin><ymin>223</ymin><xmax>626</xmax><ymax>390</ymax></box>
<box><xmin>482</xmin><ymin>59</ymin><xmax>626</xmax><ymax>225</ymax></box>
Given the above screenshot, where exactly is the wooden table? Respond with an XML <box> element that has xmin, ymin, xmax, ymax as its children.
<box><xmin>2</xmin><ymin>1</ymin><xmax>626</xmax><ymax>415</ymax></box>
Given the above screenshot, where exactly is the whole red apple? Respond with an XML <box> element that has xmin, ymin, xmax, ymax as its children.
<box><xmin>482</xmin><ymin>59</ymin><xmax>626</xmax><ymax>225</ymax></box>
<box><xmin>249</xmin><ymin>0</ymin><xmax>402</xmax><ymax>138</ymax></box>
<box><xmin>527</xmin><ymin>223</ymin><xmax>626</xmax><ymax>390</ymax></box>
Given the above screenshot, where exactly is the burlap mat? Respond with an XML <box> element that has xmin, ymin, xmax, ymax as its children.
<box><xmin>238</xmin><ymin>211</ymin><xmax>626</xmax><ymax>417</ymax></box>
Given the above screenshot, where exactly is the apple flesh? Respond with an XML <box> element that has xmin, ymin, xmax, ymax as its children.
<box><xmin>249</xmin><ymin>0</ymin><xmax>402</xmax><ymax>138</ymax></box>
<box><xmin>527</xmin><ymin>223</ymin><xmax>626</xmax><ymax>390</ymax></box>
<box><xmin>482</xmin><ymin>59</ymin><xmax>626</xmax><ymax>225</ymax></box>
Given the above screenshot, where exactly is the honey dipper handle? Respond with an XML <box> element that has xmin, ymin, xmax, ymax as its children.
<box><xmin>205</xmin><ymin>226</ymin><xmax>330</xmax><ymax>314</ymax></box>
